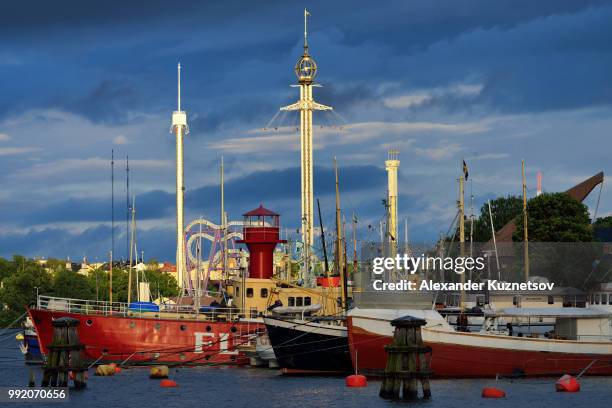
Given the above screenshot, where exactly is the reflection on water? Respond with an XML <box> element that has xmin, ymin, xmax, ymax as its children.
<box><xmin>1</xmin><ymin>329</ymin><xmax>611</xmax><ymax>408</ymax></box>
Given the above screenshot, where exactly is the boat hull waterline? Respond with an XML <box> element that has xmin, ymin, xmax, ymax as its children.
<box><xmin>348</xmin><ymin>313</ymin><xmax>612</xmax><ymax>378</ymax></box>
<box><xmin>28</xmin><ymin>308</ymin><xmax>263</xmax><ymax>366</ymax></box>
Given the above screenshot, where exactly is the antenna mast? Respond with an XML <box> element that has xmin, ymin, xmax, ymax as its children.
<box><xmin>126</xmin><ymin>155</ymin><xmax>130</xmax><ymax>260</ymax></box>
<box><xmin>111</xmin><ymin>149</ymin><xmax>115</xmax><ymax>260</ymax></box>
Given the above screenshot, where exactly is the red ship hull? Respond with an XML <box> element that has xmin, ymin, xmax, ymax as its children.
<box><xmin>348</xmin><ymin>316</ymin><xmax>612</xmax><ymax>378</ymax></box>
<box><xmin>29</xmin><ymin>308</ymin><xmax>263</xmax><ymax>366</ymax></box>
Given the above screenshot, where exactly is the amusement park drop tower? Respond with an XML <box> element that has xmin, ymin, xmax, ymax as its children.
<box><xmin>281</xmin><ymin>10</ymin><xmax>332</xmax><ymax>284</ymax></box>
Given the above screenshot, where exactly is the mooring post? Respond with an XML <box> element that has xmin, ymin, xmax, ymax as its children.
<box><xmin>379</xmin><ymin>315</ymin><xmax>432</xmax><ymax>401</ymax></box>
<box><xmin>41</xmin><ymin>317</ymin><xmax>87</xmax><ymax>389</ymax></box>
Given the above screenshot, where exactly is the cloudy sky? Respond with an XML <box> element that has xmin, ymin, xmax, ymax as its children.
<box><xmin>0</xmin><ymin>0</ymin><xmax>610</xmax><ymax>262</ymax></box>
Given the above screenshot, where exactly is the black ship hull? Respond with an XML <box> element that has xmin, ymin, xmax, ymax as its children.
<box><xmin>263</xmin><ymin>317</ymin><xmax>352</xmax><ymax>373</ymax></box>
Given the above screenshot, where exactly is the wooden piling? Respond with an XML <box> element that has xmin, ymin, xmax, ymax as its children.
<box><xmin>379</xmin><ymin>316</ymin><xmax>432</xmax><ymax>401</ymax></box>
<box><xmin>41</xmin><ymin>317</ymin><xmax>87</xmax><ymax>389</ymax></box>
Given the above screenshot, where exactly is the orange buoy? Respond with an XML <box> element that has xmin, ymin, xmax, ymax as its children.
<box><xmin>114</xmin><ymin>366</ymin><xmax>122</xmax><ymax>373</ymax></box>
<box><xmin>160</xmin><ymin>379</ymin><xmax>178</xmax><ymax>388</ymax></box>
<box><xmin>482</xmin><ymin>387</ymin><xmax>506</xmax><ymax>398</ymax></box>
<box><xmin>345</xmin><ymin>374</ymin><xmax>368</xmax><ymax>387</ymax></box>
<box><xmin>556</xmin><ymin>374</ymin><xmax>580</xmax><ymax>392</ymax></box>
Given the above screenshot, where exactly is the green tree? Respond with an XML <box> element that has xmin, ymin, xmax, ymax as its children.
<box><xmin>0</xmin><ymin>259</ymin><xmax>53</xmax><ymax>326</ymax></box>
<box><xmin>512</xmin><ymin>193</ymin><xmax>595</xmax><ymax>287</ymax></box>
<box><xmin>472</xmin><ymin>195</ymin><xmax>523</xmax><ymax>242</ymax></box>
<box><xmin>594</xmin><ymin>216</ymin><xmax>612</xmax><ymax>228</ymax></box>
<box><xmin>52</xmin><ymin>269</ymin><xmax>94</xmax><ymax>299</ymax></box>
<box><xmin>513</xmin><ymin>193</ymin><xmax>593</xmax><ymax>242</ymax></box>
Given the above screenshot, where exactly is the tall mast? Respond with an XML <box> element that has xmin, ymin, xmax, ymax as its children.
<box><xmin>172</xmin><ymin>63</ymin><xmax>189</xmax><ymax>292</ymax></box>
<box><xmin>334</xmin><ymin>157</ymin><xmax>346</xmax><ymax>311</ymax></box>
<box><xmin>458</xmin><ymin>161</ymin><xmax>466</xmax><ymax>309</ymax></box>
<box><xmin>522</xmin><ymin>160</ymin><xmax>529</xmax><ymax>281</ymax></box>
<box><xmin>111</xmin><ymin>150</ymin><xmax>115</xmax><ymax>262</ymax></box>
<box><xmin>317</xmin><ymin>198</ymin><xmax>329</xmax><ymax>276</ymax></box>
<box><xmin>127</xmin><ymin>196</ymin><xmax>136</xmax><ymax>304</ymax></box>
<box><xmin>221</xmin><ymin>156</ymin><xmax>227</xmax><ymax>281</ymax></box>
<box><xmin>280</xmin><ymin>9</ymin><xmax>332</xmax><ymax>287</ymax></box>
<box><xmin>352</xmin><ymin>213</ymin><xmax>358</xmax><ymax>280</ymax></box>
<box><xmin>126</xmin><ymin>155</ymin><xmax>130</xmax><ymax>260</ymax></box>
<box><xmin>109</xmin><ymin>250</ymin><xmax>113</xmax><ymax>304</ymax></box>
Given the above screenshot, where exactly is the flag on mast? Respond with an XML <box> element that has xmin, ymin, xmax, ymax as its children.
<box><xmin>462</xmin><ymin>160</ymin><xmax>469</xmax><ymax>181</ymax></box>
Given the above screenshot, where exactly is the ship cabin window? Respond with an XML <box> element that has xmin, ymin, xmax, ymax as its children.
<box><xmin>608</xmin><ymin>294</ymin><xmax>612</xmax><ymax>305</ymax></box>
<box><xmin>594</xmin><ymin>294</ymin><xmax>601</xmax><ymax>305</ymax></box>
<box><xmin>602</xmin><ymin>294</ymin><xmax>608</xmax><ymax>305</ymax></box>
<box><xmin>236</xmin><ymin>287</ymin><xmax>239</xmax><ymax>296</ymax></box>
<box><xmin>476</xmin><ymin>296</ymin><xmax>485</xmax><ymax>307</ymax></box>
<box><xmin>288</xmin><ymin>297</ymin><xmax>295</xmax><ymax>306</ymax></box>
<box><xmin>296</xmin><ymin>297</ymin><xmax>303</xmax><ymax>307</ymax></box>
<box><xmin>260</xmin><ymin>288</ymin><xmax>268</xmax><ymax>298</ymax></box>
<box><xmin>548</xmin><ymin>295</ymin><xmax>554</xmax><ymax>305</ymax></box>
<box><xmin>304</xmin><ymin>297</ymin><xmax>311</xmax><ymax>306</ymax></box>
<box><xmin>513</xmin><ymin>296</ymin><xmax>520</xmax><ymax>307</ymax></box>
<box><xmin>246</xmin><ymin>288</ymin><xmax>254</xmax><ymax>298</ymax></box>
<box><xmin>250</xmin><ymin>307</ymin><xmax>258</xmax><ymax>318</ymax></box>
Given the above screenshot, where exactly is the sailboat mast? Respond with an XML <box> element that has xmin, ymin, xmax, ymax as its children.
<box><xmin>127</xmin><ymin>196</ymin><xmax>136</xmax><ymax>304</ymax></box>
<box><xmin>317</xmin><ymin>198</ymin><xmax>330</xmax><ymax>276</ymax></box>
<box><xmin>458</xmin><ymin>162</ymin><xmax>465</xmax><ymax>309</ymax></box>
<box><xmin>352</xmin><ymin>213</ymin><xmax>358</xmax><ymax>280</ymax></box>
<box><xmin>126</xmin><ymin>156</ymin><xmax>130</xmax><ymax>260</ymax></box>
<box><xmin>334</xmin><ymin>158</ymin><xmax>346</xmax><ymax>311</ymax></box>
<box><xmin>522</xmin><ymin>159</ymin><xmax>529</xmax><ymax>282</ymax></box>
<box><xmin>221</xmin><ymin>157</ymin><xmax>227</xmax><ymax>281</ymax></box>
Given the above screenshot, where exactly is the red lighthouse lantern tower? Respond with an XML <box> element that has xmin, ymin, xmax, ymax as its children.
<box><xmin>237</xmin><ymin>205</ymin><xmax>286</xmax><ymax>279</ymax></box>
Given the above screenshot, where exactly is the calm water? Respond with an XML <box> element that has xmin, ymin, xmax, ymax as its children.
<box><xmin>1</xmin><ymin>329</ymin><xmax>611</xmax><ymax>407</ymax></box>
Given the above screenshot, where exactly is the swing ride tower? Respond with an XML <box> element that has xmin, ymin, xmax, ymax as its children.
<box><xmin>280</xmin><ymin>9</ymin><xmax>332</xmax><ymax>284</ymax></box>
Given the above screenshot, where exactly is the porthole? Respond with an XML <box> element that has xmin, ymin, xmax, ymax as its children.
<box><xmin>205</xmin><ymin>355</ymin><xmax>210</xmax><ymax>360</ymax></box>
<box><xmin>179</xmin><ymin>353</ymin><xmax>186</xmax><ymax>361</ymax></box>
<box><xmin>230</xmin><ymin>326</ymin><xmax>237</xmax><ymax>333</ymax></box>
<box><xmin>206</xmin><ymin>326</ymin><xmax>212</xmax><ymax>332</ymax></box>
<box><xmin>180</xmin><ymin>325</ymin><xmax>187</xmax><ymax>331</ymax></box>
<box><xmin>154</xmin><ymin>323</ymin><xmax>161</xmax><ymax>330</ymax></box>
<box><xmin>129</xmin><ymin>321</ymin><xmax>136</xmax><ymax>329</ymax></box>
<box><xmin>85</xmin><ymin>319</ymin><xmax>93</xmax><ymax>327</ymax></box>
<box><xmin>230</xmin><ymin>355</ymin><xmax>236</xmax><ymax>361</ymax></box>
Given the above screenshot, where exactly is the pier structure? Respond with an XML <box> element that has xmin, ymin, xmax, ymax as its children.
<box><xmin>281</xmin><ymin>9</ymin><xmax>332</xmax><ymax>284</ymax></box>
<box><xmin>171</xmin><ymin>63</ymin><xmax>189</xmax><ymax>291</ymax></box>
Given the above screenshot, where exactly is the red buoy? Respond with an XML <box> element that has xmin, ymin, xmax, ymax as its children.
<box><xmin>160</xmin><ymin>379</ymin><xmax>178</xmax><ymax>388</ymax></box>
<box><xmin>345</xmin><ymin>374</ymin><xmax>368</xmax><ymax>387</ymax></box>
<box><xmin>482</xmin><ymin>387</ymin><xmax>506</xmax><ymax>398</ymax></box>
<box><xmin>114</xmin><ymin>366</ymin><xmax>122</xmax><ymax>373</ymax></box>
<box><xmin>556</xmin><ymin>374</ymin><xmax>580</xmax><ymax>392</ymax></box>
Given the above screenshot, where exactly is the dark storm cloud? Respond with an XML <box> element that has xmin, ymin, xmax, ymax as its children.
<box><xmin>1</xmin><ymin>165</ymin><xmax>385</xmax><ymax>226</ymax></box>
<box><xmin>1</xmin><ymin>0</ymin><xmax>611</xmax><ymax>125</ymax></box>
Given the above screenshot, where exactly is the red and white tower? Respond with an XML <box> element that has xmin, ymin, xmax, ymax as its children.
<box><xmin>237</xmin><ymin>205</ymin><xmax>286</xmax><ymax>279</ymax></box>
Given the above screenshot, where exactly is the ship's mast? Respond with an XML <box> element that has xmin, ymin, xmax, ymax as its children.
<box><xmin>221</xmin><ymin>157</ymin><xmax>227</xmax><ymax>281</ymax></box>
<box><xmin>172</xmin><ymin>63</ymin><xmax>189</xmax><ymax>292</ymax></box>
<box><xmin>458</xmin><ymin>161</ymin><xmax>466</xmax><ymax>309</ymax></box>
<box><xmin>522</xmin><ymin>159</ymin><xmax>529</xmax><ymax>282</ymax></box>
<box><xmin>334</xmin><ymin>157</ymin><xmax>346</xmax><ymax>311</ymax></box>
<box><xmin>281</xmin><ymin>9</ymin><xmax>332</xmax><ymax>286</ymax></box>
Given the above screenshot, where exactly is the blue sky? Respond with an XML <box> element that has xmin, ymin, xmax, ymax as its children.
<box><xmin>0</xmin><ymin>0</ymin><xmax>610</xmax><ymax>262</ymax></box>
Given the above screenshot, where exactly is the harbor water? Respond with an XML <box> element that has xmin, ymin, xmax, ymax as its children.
<box><xmin>1</xmin><ymin>330</ymin><xmax>612</xmax><ymax>407</ymax></box>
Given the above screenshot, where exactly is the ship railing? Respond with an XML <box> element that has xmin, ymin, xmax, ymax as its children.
<box><xmin>36</xmin><ymin>295</ymin><xmax>253</xmax><ymax>322</ymax></box>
